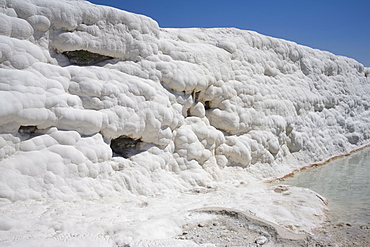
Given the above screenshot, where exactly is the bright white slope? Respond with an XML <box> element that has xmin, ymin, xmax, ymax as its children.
<box><xmin>0</xmin><ymin>0</ymin><xmax>369</xmax><ymax>246</ymax></box>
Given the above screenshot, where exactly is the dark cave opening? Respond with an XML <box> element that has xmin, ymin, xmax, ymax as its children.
<box><xmin>62</xmin><ymin>50</ymin><xmax>114</xmax><ymax>66</ymax></box>
<box><xmin>110</xmin><ymin>135</ymin><xmax>142</xmax><ymax>158</ymax></box>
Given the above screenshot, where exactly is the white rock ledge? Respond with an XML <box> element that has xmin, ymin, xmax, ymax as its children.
<box><xmin>0</xmin><ymin>0</ymin><xmax>369</xmax><ymax>246</ymax></box>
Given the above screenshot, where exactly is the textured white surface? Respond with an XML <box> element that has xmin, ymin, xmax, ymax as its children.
<box><xmin>0</xmin><ymin>0</ymin><xmax>369</xmax><ymax>245</ymax></box>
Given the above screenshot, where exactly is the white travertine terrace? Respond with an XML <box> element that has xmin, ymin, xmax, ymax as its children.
<box><xmin>0</xmin><ymin>0</ymin><xmax>369</xmax><ymax>245</ymax></box>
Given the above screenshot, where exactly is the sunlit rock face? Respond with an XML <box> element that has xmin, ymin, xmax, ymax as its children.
<box><xmin>0</xmin><ymin>0</ymin><xmax>369</xmax><ymax>201</ymax></box>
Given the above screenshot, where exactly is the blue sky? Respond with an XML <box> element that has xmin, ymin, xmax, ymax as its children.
<box><xmin>88</xmin><ymin>0</ymin><xmax>370</xmax><ymax>66</ymax></box>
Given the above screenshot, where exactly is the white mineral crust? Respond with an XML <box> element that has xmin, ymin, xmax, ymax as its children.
<box><xmin>0</xmin><ymin>0</ymin><xmax>369</xmax><ymax>246</ymax></box>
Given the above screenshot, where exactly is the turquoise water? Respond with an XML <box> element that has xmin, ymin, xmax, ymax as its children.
<box><xmin>282</xmin><ymin>147</ymin><xmax>370</xmax><ymax>226</ymax></box>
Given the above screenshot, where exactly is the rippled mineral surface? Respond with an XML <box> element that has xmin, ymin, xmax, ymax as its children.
<box><xmin>0</xmin><ymin>0</ymin><xmax>370</xmax><ymax>246</ymax></box>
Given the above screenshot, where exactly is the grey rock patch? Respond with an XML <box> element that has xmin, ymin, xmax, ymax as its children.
<box><xmin>176</xmin><ymin>208</ymin><xmax>313</xmax><ymax>247</ymax></box>
<box><xmin>255</xmin><ymin>236</ymin><xmax>268</xmax><ymax>245</ymax></box>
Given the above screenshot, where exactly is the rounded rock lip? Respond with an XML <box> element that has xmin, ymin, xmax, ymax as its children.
<box><xmin>193</xmin><ymin>207</ymin><xmax>307</xmax><ymax>241</ymax></box>
<box><xmin>177</xmin><ymin>207</ymin><xmax>309</xmax><ymax>246</ymax></box>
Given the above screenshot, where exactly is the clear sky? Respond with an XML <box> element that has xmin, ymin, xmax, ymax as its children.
<box><xmin>88</xmin><ymin>0</ymin><xmax>370</xmax><ymax>66</ymax></box>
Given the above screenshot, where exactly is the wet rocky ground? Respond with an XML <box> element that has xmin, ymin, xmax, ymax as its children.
<box><xmin>311</xmin><ymin>221</ymin><xmax>370</xmax><ymax>247</ymax></box>
<box><xmin>175</xmin><ymin>209</ymin><xmax>370</xmax><ymax>247</ymax></box>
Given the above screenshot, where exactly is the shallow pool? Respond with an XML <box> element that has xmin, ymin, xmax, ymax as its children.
<box><xmin>282</xmin><ymin>147</ymin><xmax>370</xmax><ymax>226</ymax></box>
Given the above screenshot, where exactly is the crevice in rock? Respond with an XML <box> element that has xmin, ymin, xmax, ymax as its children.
<box><xmin>192</xmin><ymin>91</ymin><xmax>200</xmax><ymax>102</ymax></box>
<box><xmin>62</xmin><ymin>50</ymin><xmax>114</xmax><ymax>66</ymax></box>
<box><xmin>204</xmin><ymin>101</ymin><xmax>211</xmax><ymax>110</ymax></box>
<box><xmin>18</xmin><ymin>125</ymin><xmax>38</xmax><ymax>134</ymax></box>
<box><xmin>186</xmin><ymin>108</ymin><xmax>191</xmax><ymax>117</ymax></box>
<box><xmin>18</xmin><ymin>125</ymin><xmax>41</xmax><ymax>140</ymax></box>
<box><xmin>110</xmin><ymin>135</ymin><xmax>143</xmax><ymax>158</ymax></box>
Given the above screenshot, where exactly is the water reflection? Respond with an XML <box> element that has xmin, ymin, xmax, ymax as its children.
<box><xmin>282</xmin><ymin>147</ymin><xmax>370</xmax><ymax>225</ymax></box>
